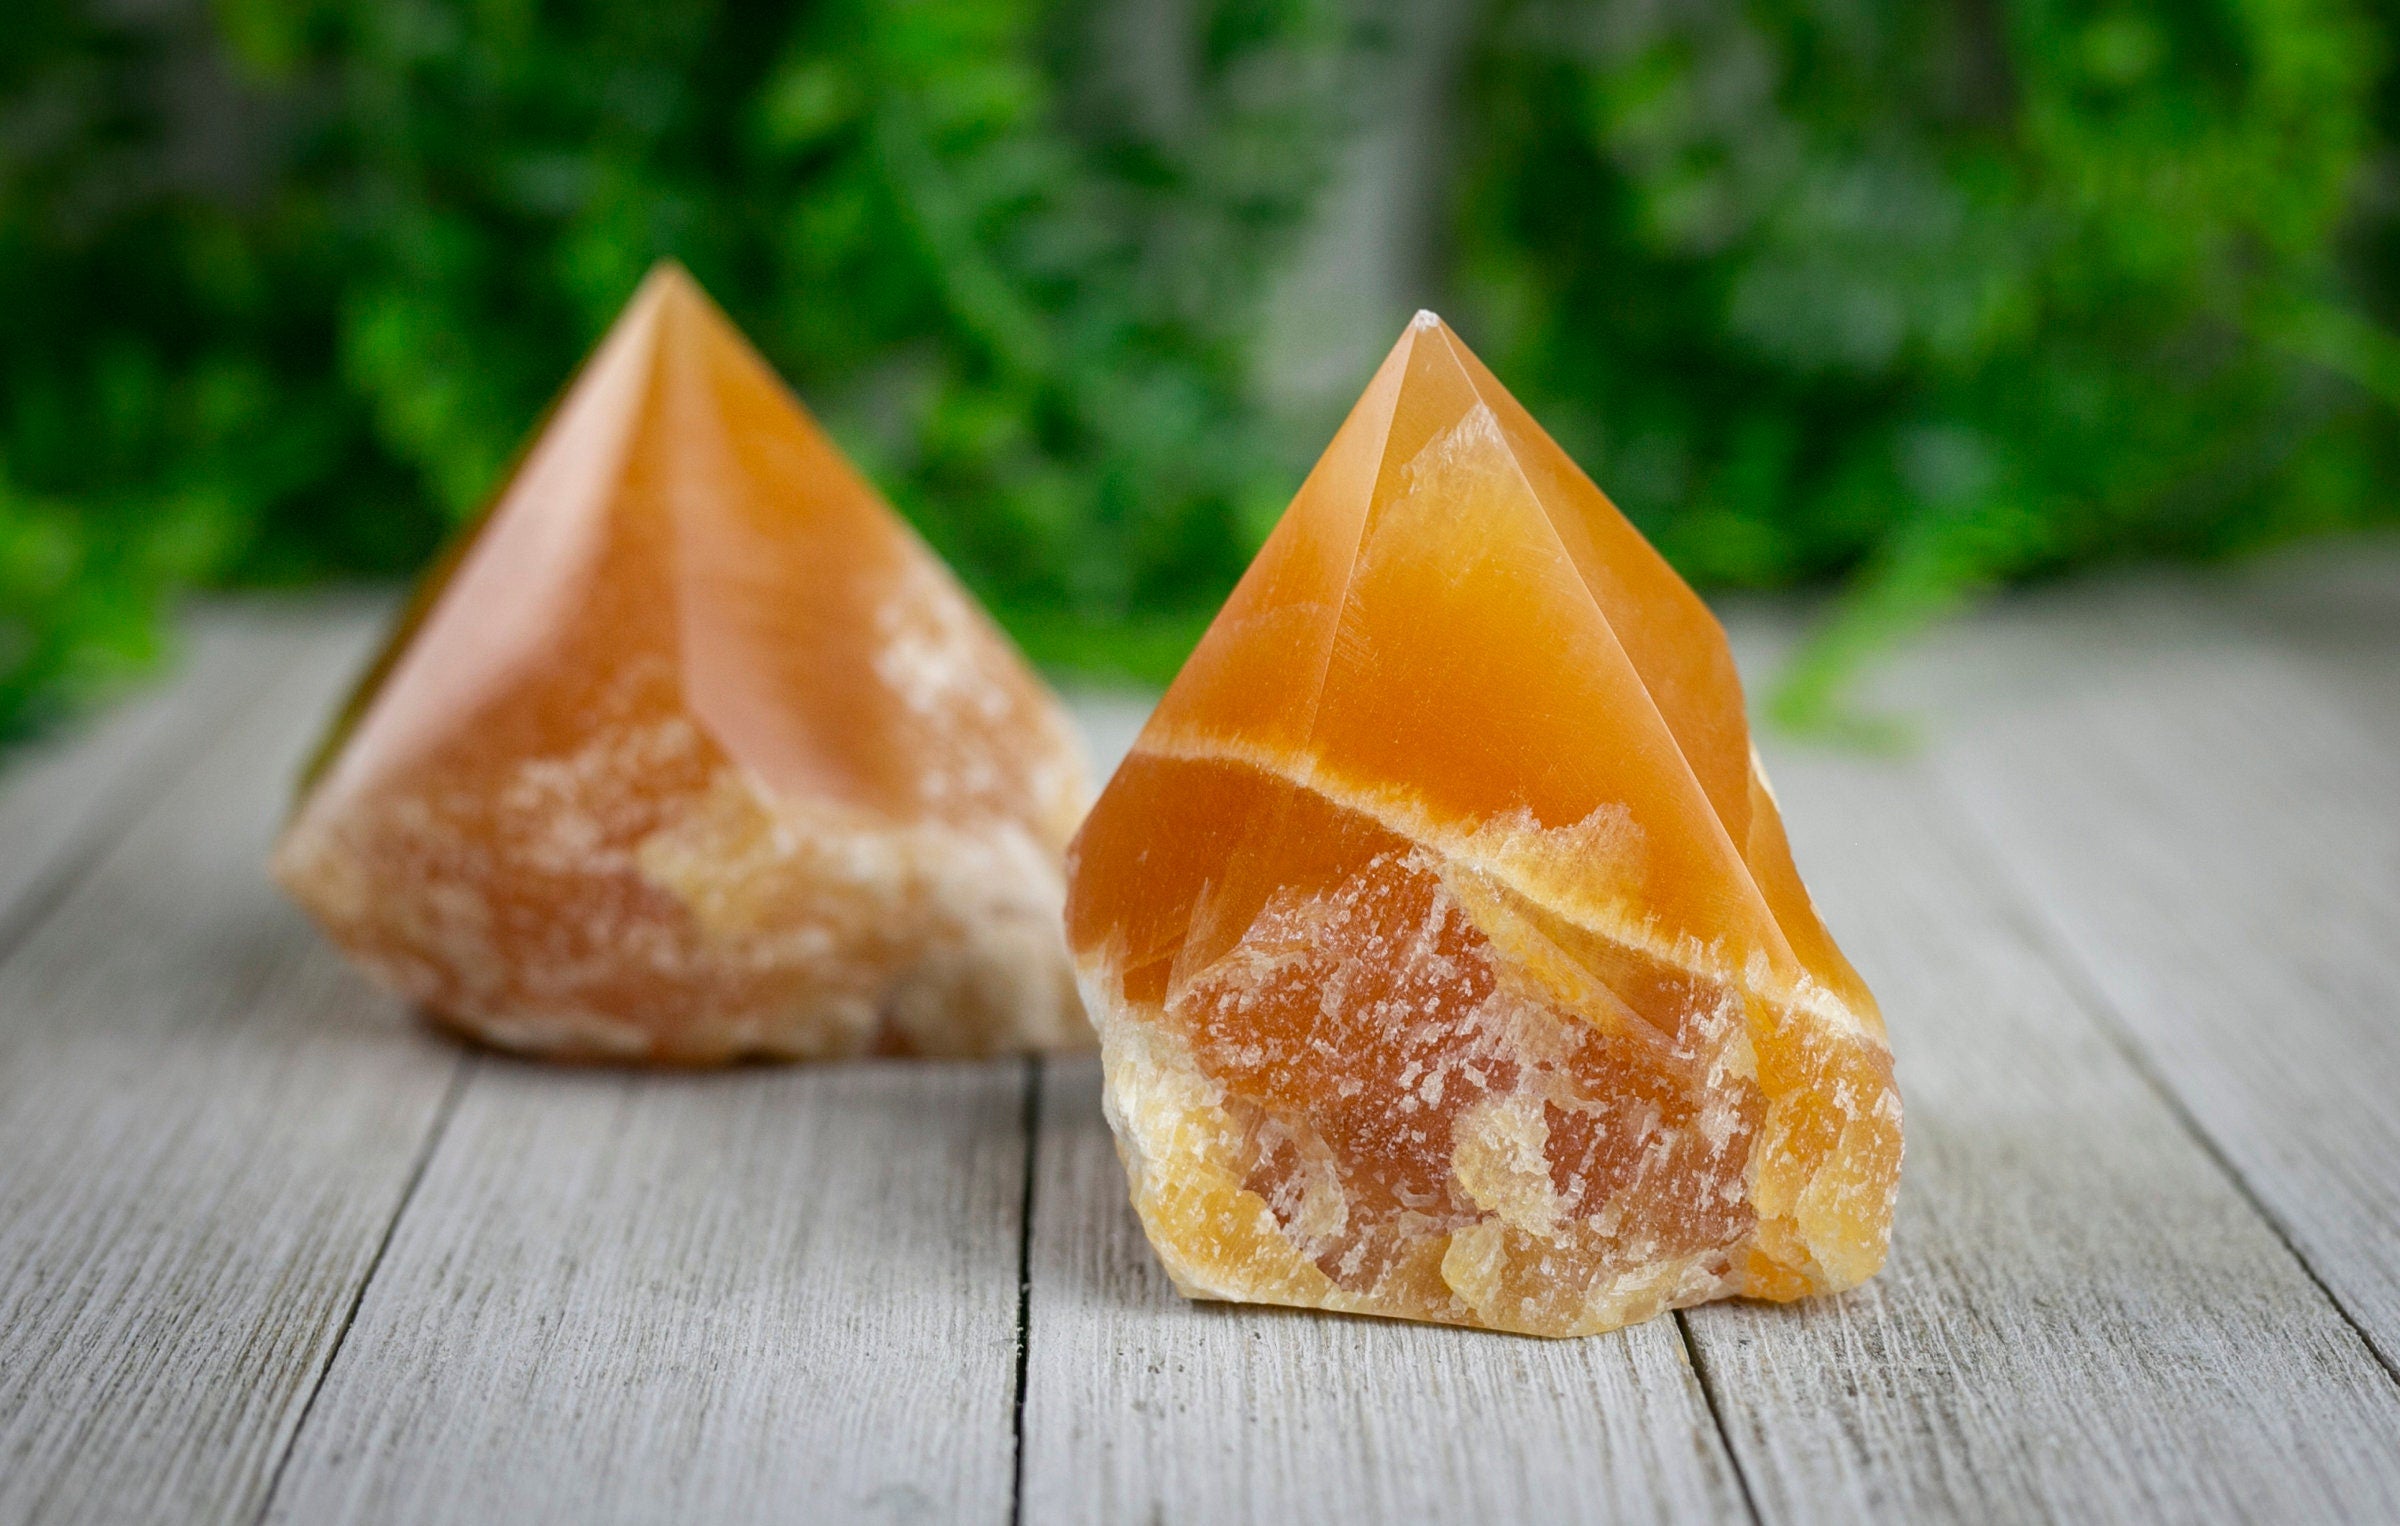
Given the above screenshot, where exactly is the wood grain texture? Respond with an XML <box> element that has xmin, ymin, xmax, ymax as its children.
<box><xmin>0</xmin><ymin>604</ymin><xmax>463</xmax><ymax>1526</ymax></box>
<box><xmin>1897</xmin><ymin>584</ymin><xmax>2400</xmax><ymax>1376</ymax></box>
<box><xmin>0</xmin><ymin>613</ymin><xmax>300</xmax><ymax>944</ymax></box>
<box><xmin>11</xmin><ymin>586</ymin><xmax>2400</xmax><ymax>1526</ymax></box>
<box><xmin>1016</xmin><ymin>1057</ymin><xmax>1752</xmax><ymax>1526</ymax></box>
<box><xmin>263</xmin><ymin>1056</ymin><xmax>1033</xmax><ymax>1526</ymax></box>
<box><xmin>1679</xmin><ymin>737</ymin><xmax>2400</xmax><ymax>1524</ymax></box>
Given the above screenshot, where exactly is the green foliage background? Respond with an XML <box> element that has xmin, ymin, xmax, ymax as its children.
<box><xmin>5</xmin><ymin>0</ymin><xmax>2398</xmax><ymax>739</ymax></box>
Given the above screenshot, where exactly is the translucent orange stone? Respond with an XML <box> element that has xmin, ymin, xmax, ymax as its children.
<box><xmin>1065</xmin><ymin>313</ymin><xmax>1901</xmax><ymax>1336</ymax></box>
<box><xmin>274</xmin><ymin>264</ymin><xmax>1091</xmax><ymax>1063</ymax></box>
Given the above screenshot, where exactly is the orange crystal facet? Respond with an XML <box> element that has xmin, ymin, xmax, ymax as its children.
<box><xmin>1064</xmin><ymin>313</ymin><xmax>1901</xmax><ymax>1336</ymax></box>
<box><xmin>274</xmin><ymin>264</ymin><xmax>1092</xmax><ymax>1063</ymax></box>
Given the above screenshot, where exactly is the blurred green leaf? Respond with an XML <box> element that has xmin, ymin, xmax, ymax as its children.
<box><xmin>1454</xmin><ymin>0</ymin><xmax>2400</xmax><ymax>726</ymax></box>
<box><xmin>4</xmin><ymin>0</ymin><xmax>2400</xmax><ymax>744</ymax></box>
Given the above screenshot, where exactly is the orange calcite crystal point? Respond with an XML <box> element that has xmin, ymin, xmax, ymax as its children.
<box><xmin>1065</xmin><ymin>314</ymin><xmax>1901</xmax><ymax>1336</ymax></box>
<box><xmin>274</xmin><ymin>264</ymin><xmax>1091</xmax><ymax>1063</ymax></box>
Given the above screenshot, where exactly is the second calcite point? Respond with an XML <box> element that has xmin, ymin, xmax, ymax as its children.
<box><xmin>274</xmin><ymin>264</ymin><xmax>1091</xmax><ymax>1063</ymax></box>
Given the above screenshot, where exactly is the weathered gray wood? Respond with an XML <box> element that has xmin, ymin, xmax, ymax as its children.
<box><xmin>1893</xmin><ymin>582</ymin><xmax>2400</xmax><ymax>1377</ymax></box>
<box><xmin>0</xmin><ymin>613</ymin><xmax>304</xmax><ymax>945</ymax></box>
<box><xmin>1016</xmin><ymin>1057</ymin><xmax>1752</xmax><ymax>1526</ymax></box>
<box><xmin>263</xmin><ymin>1056</ymin><xmax>1032</xmax><ymax>1526</ymax></box>
<box><xmin>1679</xmin><ymin>736</ymin><xmax>2400</xmax><ymax>1524</ymax></box>
<box><xmin>0</xmin><ymin>604</ymin><xmax>463</xmax><ymax>1526</ymax></box>
<box><xmin>13</xmin><ymin>587</ymin><xmax>2400</xmax><ymax>1526</ymax></box>
<box><xmin>2215</xmin><ymin>535</ymin><xmax>2400</xmax><ymax>731</ymax></box>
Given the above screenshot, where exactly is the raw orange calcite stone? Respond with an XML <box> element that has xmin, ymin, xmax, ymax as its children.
<box><xmin>274</xmin><ymin>264</ymin><xmax>1091</xmax><ymax>1063</ymax></box>
<box><xmin>1065</xmin><ymin>313</ymin><xmax>1901</xmax><ymax>1336</ymax></box>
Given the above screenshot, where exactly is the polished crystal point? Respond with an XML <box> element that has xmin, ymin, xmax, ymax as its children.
<box><xmin>275</xmin><ymin>263</ymin><xmax>1091</xmax><ymax>1062</ymax></box>
<box><xmin>1065</xmin><ymin>312</ymin><xmax>1901</xmax><ymax>1336</ymax></box>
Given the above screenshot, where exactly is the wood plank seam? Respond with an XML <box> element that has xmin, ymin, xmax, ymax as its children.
<box><xmin>1016</xmin><ymin>1055</ymin><xmax>1753</xmax><ymax>1523</ymax></box>
<box><xmin>0</xmin><ymin>606</ymin><xmax>462</xmax><ymax>1526</ymax></box>
<box><xmin>253</xmin><ymin>1053</ymin><xmax>477</xmax><ymax>1523</ymax></box>
<box><xmin>256</xmin><ymin>1053</ymin><xmax>1034</xmax><ymax>1520</ymax></box>
<box><xmin>1894</xmin><ymin>581</ymin><xmax>2400</xmax><ymax>1387</ymax></box>
<box><xmin>1008</xmin><ymin>1056</ymin><xmax>1041</xmax><ymax>1526</ymax></box>
<box><xmin>1926</xmin><ymin>767</ymin><xmax>2400</xmax><ymax>1393</ymax></box>
<box><xmin>1673</xmin><ymin>738</ymin><xmax>2400</xmax><ymax>1523</ymax></box>
<box><xmin>1672</xmin><ymin>1310</ymin><xmax>1764</xmax><ymax>1526</ymax></box>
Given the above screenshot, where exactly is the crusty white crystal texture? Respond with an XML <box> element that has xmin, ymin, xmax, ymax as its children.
<box><xmin>275</xmin><ymin>264</ymin><xmax>1091</xmax><ymax>1063</ymax></box>
<box><xmin>1063</xmin><ymin>313</ymin><xmax>1900</xmax><ymax>1335</ymax></box>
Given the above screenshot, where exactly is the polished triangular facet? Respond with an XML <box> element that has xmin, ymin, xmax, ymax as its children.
<box><xmin>1066</xmin><ymin>313</ymin><xmax>1900</xmax><ymax>1336</ymax></box>
<box><xmin>276</xmin><ymin>263</ymin><xmax>1091</xmax><ymax>1062</ymax></box>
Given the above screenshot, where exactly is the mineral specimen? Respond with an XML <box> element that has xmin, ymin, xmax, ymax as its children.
<box><xmin>1064</xmin><ymin>313</ymin><xmax>1901</xmax><ymax>1336</ymax></box>
<box><xmin>274</xmin><ymin>263</ymin><xmax>1091</xmax><ymax>1063</ymax></box>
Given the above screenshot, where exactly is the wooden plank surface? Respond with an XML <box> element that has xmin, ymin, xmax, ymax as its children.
<box><xmin>0</xmin><ymin>615</ymin><xmax>303</xmax><ymax>947</ymax></box>
<box><xmin>1680</xmin><ymin>737</ymin><xmax>2400</xmax><ymax>1524</ymax></box>
<box><xmin>0</xmin><ymin>605</ymin><xmax>465</xmax><ymax>1526</ymax></box>
<box><xmin>2</xmin><ymin>566</ymin><xmax>2398</xmax><ymax>1525</ymax></box>
<box><xmin>1898</xmin><ymin>582</ymin><xmax>2400</xmax><ymax>1377</ymax></box>
<box><xmin>1016</xmin><ymin>1057</ymin><xmax>1752</xmax><ymax>1526</ymax></box>
<box><xmin>2219</xmin><ymin>535</ymin><xmax>2400</xmax><ymax>730</ymax></box>
<box><xmin>263</xmin><ymin>1056</ymin><xmax>1030</xmax><ymax>1526</ymax></box>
